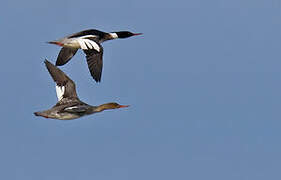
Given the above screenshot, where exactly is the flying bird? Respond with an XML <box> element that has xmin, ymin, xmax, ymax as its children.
<box><xmin>34</xmin><ymin>60</ymin><xmax>129</xmax><ymax>120</ymax></box>
<box><xmin>48</xmin><ymin>29</ymin><xmax>142</xmax><ymax>82</ymax></box>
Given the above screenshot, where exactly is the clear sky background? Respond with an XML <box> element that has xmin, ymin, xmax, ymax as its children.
<box><xmin>0</xmin><ymin>0</ymin><xmax>281</xmax><ymax>179</ymax></box>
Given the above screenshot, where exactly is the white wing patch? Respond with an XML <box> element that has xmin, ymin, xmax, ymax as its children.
<box><xmin>64</xmin><ymin>106</ymin><xmax>88</xmax><ymax>112</ymax></box>
<box><xmin>80</xmin><ymin>35</ymin><xmax>98</xmax><ymax>39</ymax></box>
<box><xmin>77</xmin><ymin>38</ymin><xmax>100</xmax><ymax>51</ymax></box>
<box><xmin>56</xmin><ymin>85</ymin><xmax>65</xmax><ymax>101</ymax></box>
<box><xmin>109</xmin><ymin>33</ymin><xmax>118</xmax><ymax>39</ymax></box>
<box><xmin>65</xmin><ymin>106</ymin><xmax>78</xmax><ymax>110</ymax></box>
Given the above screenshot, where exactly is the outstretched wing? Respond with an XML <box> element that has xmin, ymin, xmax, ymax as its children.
<box><xmin>44</xmin><ymin>60</ymin><xmax>78</xmax><ymax>100</ymax></box>
<box><xmin>56</xmin><ymin>47</ymin><xmax>78</xmax><ymax>66</ymax></box>
<box><xmin>83</xmin><ymin>45</ymin><xmax>104</xmax><ymax>82</ymax></box>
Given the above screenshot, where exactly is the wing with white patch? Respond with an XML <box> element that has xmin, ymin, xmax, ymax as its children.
<box><xmin>77</xmin><ymin>38</ymin><xmax>100</xmax><ymax>51</ymax></box>
<box><xmin>44</xmin><ymin>60</ymin><xmax>78</xmax><ymax>100</ymax></box>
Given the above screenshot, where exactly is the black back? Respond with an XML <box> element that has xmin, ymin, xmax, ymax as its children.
<box><xmin>68</xmin><ymin>29</ymin><xmax>106</xmax><ymax>38</ymax></box>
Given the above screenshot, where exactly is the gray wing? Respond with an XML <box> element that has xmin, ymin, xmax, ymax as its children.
<box><xmin>44</xmin><ymin>59</ymin><xmax>78</xmax><ymax>99</ymax></box>
<box><xmin>83</xmin><ymin>45</ymin><xmax>104</xmax><ymax>82</ymax></box>
<box><xmin>56</xmin><ymin>47</ymin><xmax>78</xmax><ymax>66</ymax></box>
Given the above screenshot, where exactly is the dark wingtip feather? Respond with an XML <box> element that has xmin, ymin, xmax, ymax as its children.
<box><xmin>44</xmin><ymin>59</ymin><xmax>55</xmax><ymax>70</ymax></box>
<box><xmin>92</xmin><ymin>74</ymin><xmax>101</xmax><ymax>83</ymax></box>
<box><xmin>44</xmin><ymin>59</ymin><xmax>51</xmax><ymax>65</ymax></box>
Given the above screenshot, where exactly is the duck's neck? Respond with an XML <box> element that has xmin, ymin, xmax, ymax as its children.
<box><xmin>92</xmin><ymin>104</ymin><xmax>114</xmax><ymax>112</ymax></box>
<box><xmin>102</xmin><ymin>33</ymin><xmax>118</xmax><ymax>41</ymax></box>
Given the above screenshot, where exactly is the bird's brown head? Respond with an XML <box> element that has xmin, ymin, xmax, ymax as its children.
<box><xmin>114</xmin><ymin>31</ymin><xmax>143</xmax><ymax>38</ymax></box>
<box><xmin>96</xmin><ymin>102</ymin><xmax>129</xmax><ymax>112</ymax></box>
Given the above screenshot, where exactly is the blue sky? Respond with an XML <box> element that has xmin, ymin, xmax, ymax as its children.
<box><xmin>0</xmin><ymin>0</ymin><xmax>281</xmax><ymax>179</ymax></box>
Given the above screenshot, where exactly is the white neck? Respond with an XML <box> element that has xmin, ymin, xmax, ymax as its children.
<box><xmin>109</xmin><ymin>32</ymin><xmax>118</xmax><ymax>39</ymax></box>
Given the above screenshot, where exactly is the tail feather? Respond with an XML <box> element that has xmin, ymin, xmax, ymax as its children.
<box><xmin>34</xmin><ymin>112</ymin><xmax>41</xmax><ymax>116</ymax></box>
<box><xmin>34</xmin><ymin>111</ymin><xmax>49</xmax><ymax>118</ymax></box>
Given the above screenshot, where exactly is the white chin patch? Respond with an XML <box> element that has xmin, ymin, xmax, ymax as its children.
<box><xmin>56</xmin><ymin>85</ymin><xmax>65</xmax><ymax>101</ymax></box>
<box><xmin>109</xmin><ymin>33</ymin><xmax>118</xmax><ymax>39</ymax></box>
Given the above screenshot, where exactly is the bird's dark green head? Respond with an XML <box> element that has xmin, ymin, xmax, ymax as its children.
<box><xmin>114</xmin><ymin>31</ymin><xmax>143</xmax><ymax>38</ymax></box>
